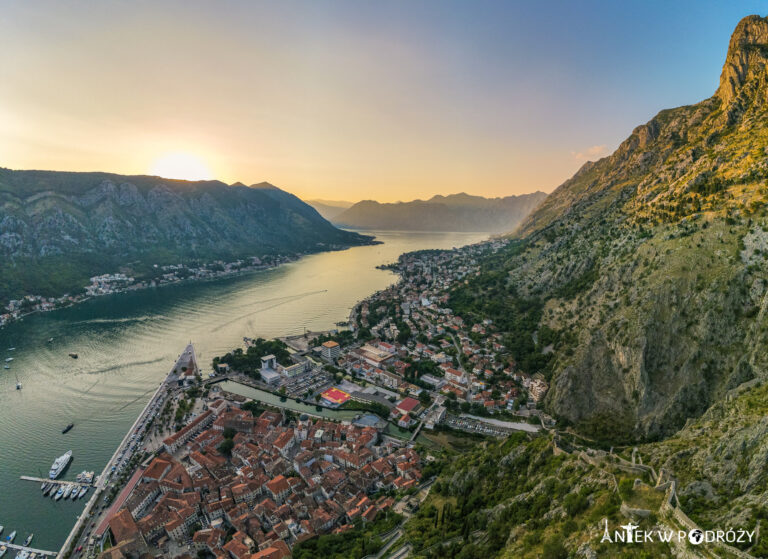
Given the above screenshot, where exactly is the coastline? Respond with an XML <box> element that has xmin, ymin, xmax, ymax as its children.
<box><xmin>0</xmin><ymin>238</ymin><xmax>381</xmax><ymax>330</ymax></box>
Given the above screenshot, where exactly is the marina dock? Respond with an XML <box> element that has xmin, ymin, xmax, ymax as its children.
<box><xmin>20</xmin><ymin>476</ymin><xmax>93</xmax><ymax>488</ymax></box>
<box><xmin>2</xmin><ymin>541</ymin><xmax>58</xmax><ymax>558</ymax></box>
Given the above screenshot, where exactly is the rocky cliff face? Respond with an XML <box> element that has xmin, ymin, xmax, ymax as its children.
<box><xmin>461</xmin><ymin>16</ymin><xmax>768</xmax><ymax>441</ymax></box>
<box><xmin>0</xmin><ymin>169</ymin><xmax>371</xmax><ymax>301</ymax></box>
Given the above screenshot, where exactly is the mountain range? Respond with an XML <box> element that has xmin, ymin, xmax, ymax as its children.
<box><xmin>304</xmin><ymin>199</ymin><xmax>354</xmax><ymax>221</ymax></box>
<box><xmin>325</xmin><ymin>192</ymin><xmax>547</xmax><ymax>232</ymax></box>
<box><xmin>405</xmin><ymin>15</ymin><xmax>768</xmax><ymax>558</ymax></box>
<box><xmin>0</xmin><ymin>169</ymin><xmax>372</xmax><ymax>304</ymax></box>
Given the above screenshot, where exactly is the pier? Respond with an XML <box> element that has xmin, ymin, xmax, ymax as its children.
<box><xmin>2</xmin><ymin>541</ymin><xmax>58</xmax><ymax>558</ymax></box>
<box><xmin>20</xmin><ymin>476</ymin><xmax>93</xmax><ymax>488</ymax></box>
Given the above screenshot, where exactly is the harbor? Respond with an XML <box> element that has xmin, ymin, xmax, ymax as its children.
<box><xmin>56</xmin><ymin>344</ymin><xmax>194</xmax><ymax>559</ymax></box>
<box><xmin>0</xmin><ymin>231</ymin><xmax>487</xmax><ymax>554</ymax></box>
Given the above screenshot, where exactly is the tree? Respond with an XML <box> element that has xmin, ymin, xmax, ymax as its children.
<box><xmin>217</xmin><ymin>438</ymin><xmax>234</xmax><ymax>456</ymax></box>
<box><xmin>222</xmin><ymin>427</ymin><xmax>236</xmax><ymax>440</ymax></box>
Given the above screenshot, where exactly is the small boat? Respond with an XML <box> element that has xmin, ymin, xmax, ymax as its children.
<box><xmin>0</xmin><ymin>545</ymin><xmax>6</xmax><ymax>558</ymax></box>
<box><xmin>4</xmin><ymin>358</ymin><xmax>13</xmax><ymax>363</ymax></box>
<box><xmin>7</xmin><ymin>348</ymin><xmax>14</xmax><ymax>351</ymax></box>
<box><xmin>70</xmin><ymin>488</ymin><xmax>78</xmax><ymax>501</ymax></box>
<box><xmin>17</xmin><ymin>551</ymin><xmax>29</xmax><ymax>559</ymax></box>
<box><xmin>54</xmin><ymin>486</ymin><xmax>64</xmax><ymax>500</ymax></box>
<box><xmin>68</xmin><ymin>353</ymin><xmax>78</xmax><ymax>359</ymax></box>
<box><xmin>42</xmin><ymin>484</ymin><xmax>53</xmax><ymax>496</ymax></box>
<box><xmin>47</xmin><ymin>338</ymin><xmax>54</xmax><ymax>343</ymax></box>
<box><xmin>6</xmin><ymin>531</ymin><xmax>16</xmax><ymax>543</ymax></box>
<box><xmin>3</xmin><ymin>365</ymin><xmax>9</xmax><ymax>370</ymax></box>
<box><xmin>23</xmin><ymin>534</ymin><xmax>33</xmax><ymax>547</ymax></box>
<box><xmin>62</xmin><ymin>484</ymin><xmax>73</xmax><ymax>499</ymax></box>
<box><xmin>62</xmin><ymin>423</ymin><xmax>74</xmax><ymax>434</ymax></box>
<box><xmin>78</xmin><ymin>486</ymin><xmax>88</xmax><ymax>499</ymax></box>
<box><xmin>0</xmin><ymin>526</ymin><xmax>3</xmax><ymax>535</ymax></box>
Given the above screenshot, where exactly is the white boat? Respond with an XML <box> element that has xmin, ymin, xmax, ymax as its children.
<box><xmin>4</xmin><ymin>358</ymin><xmax>12</xmax><ymax>363</ymax></box>
<box><xmin>78</xmin><ymin>486</ymin><xmax>88</xmax><ymax>499</ymax></box>
<box><xmin>49</xmin><ymin>450</ymin><xmax>73</xmax><ymax>479</ymax></box>
<box><xmin>0</xmin><ymin>545</ymin><xmax>7</xmax><ymax>558</ymax></box>
<box><xmin>5</xmin><ymin>531</ymin><xmax>15</xmax><ymax>543</ymax></box>
<box><xmin>62</xmin><ymin>484</ymin><xmax>73</xmax><ymax>499</ymax></box>
<box><xmin>54</xmin><ymin>486</ymin><xmax>64</xmax><ymax>500</ymax></box>
<box><xmin>0</xmin><ymin>526</ymin><xmax>3</xmax><ymax>536</ymax></box>
<box><xmin>23</xmin><ymin>534</ymin><xmax>33</xmax><ymax>547</ymax></box>
<box><xmin>70</xmin><ymin>487</ymin><xmax>79</xmax><ymax>501</ymax></box>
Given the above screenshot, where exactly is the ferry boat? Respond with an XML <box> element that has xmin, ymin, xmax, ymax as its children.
<box><xmin>62</xmin><ymin>423</ymin><xmax>74</xmax><ymax>434</ymax></box>
<box><xmin>49</xmin><ymin>450</ymin><xmax>72</xmax><ymax>479</ymax></box>
<box><xmin>6</xmin><ymin>531</ymin><xmax>16</xmax><ymax>543</ymax></box>
<box><xmin>23</xmin><ymin>534</ymin><xmax>33</xmax><ymax>547</ymax></box>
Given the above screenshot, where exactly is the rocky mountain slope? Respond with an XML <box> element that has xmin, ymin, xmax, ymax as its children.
<box><xmin>449</xmin><ymin>15</ymin><xmax>768</xmax><ymax>442</ymax></box>
<box><xmin>332</xmin><ymin>192</ymin><xmax>547</xmax><ymax>232</ymax></box>
<box><xmin>305</xmin><ymin>199</ymin><xmax>354</xmax><ymax>221</ymax></box>
<box><xmin>0</xmin><ymin>169</ymin><xmax>371</xmax><ymax>302</ymax></box>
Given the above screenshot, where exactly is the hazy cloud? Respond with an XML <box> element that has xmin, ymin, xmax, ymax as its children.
<box><xmin>571</xmin><ymin>144</ymin><xmax>608</xmax><ymax>162</ymax></box>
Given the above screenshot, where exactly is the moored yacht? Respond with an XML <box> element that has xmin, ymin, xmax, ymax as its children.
<box><xmin>49</xmin><ymin>450</ymin><xmax>72</xmax><ymax>479</ymax></box>
<box><xmin>5</xmin><ymin>531</ymin><xmax>15</xmax><ymax>543</ymax></box>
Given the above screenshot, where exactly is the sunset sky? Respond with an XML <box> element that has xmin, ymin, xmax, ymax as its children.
<box><xmin>1</xmin><ymin>1</ymin><xmax>764</xmax><ymax>202</ymax></box>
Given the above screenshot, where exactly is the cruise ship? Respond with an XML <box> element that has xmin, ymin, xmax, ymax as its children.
<box><xmin>48</xmin><ymin>450</ymin><xmax>72</xmax><ymax>479</ymax></box>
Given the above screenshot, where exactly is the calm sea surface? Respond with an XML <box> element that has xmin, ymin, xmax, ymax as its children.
<box><xmin>0</xmin><ymin>230</ymin><xmax>487</xmax><ymax>549</ymax></box>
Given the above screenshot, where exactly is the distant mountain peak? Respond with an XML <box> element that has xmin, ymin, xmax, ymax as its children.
<box><xmin>250</xmin><ymin>181</ymin><xmax>279</xmax><ymax>190</ymax></box>
<box><xmin>717</xmin><ymin>15</ymin><xmax>768</xmax><ymax>106</ymax></box>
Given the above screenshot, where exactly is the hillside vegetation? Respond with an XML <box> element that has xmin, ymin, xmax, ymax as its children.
<box><xmin>450</xmin><ymin>15</ymin><xmax>768</xmax><ymax>442</ymax></box>
<box><xmin>0</xmin><ymin>170</ymin><xmax>371</xmax><ymax>303</ymax></box>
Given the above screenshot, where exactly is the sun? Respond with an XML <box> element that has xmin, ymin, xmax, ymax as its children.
<box><xmin>149</xmin><ymin>152</ymin><xmax>213</xmax><ymax>181</ymax></box>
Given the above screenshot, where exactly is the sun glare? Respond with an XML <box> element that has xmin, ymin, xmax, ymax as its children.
<box><xmin>149</xmin><ymin>152</ymin><xmax>213</xmax><ymax>181</ymax></box>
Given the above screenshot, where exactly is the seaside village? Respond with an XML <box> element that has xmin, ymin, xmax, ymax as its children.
<box><xmin>94</xmin><ymin>241</ymin><xmax>551</xmax><ymax>559</ymax></box>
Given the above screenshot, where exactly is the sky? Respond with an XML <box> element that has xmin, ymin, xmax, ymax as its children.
<box><xmin>1</xmin><ymin>1</ymin><xmax>766</xmax><ymax>202</ymax></box>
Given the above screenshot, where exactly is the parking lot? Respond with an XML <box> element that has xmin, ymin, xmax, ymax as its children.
<box><xmin>281</xmin><ymin>368</ymin><xmax>333</xmax><ymax>398</ymax></box>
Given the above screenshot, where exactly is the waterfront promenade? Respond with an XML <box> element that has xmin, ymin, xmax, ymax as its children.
<box><xmin>57</xmin><ymin>344</ymin><xmax>196</xmax><ymax>559</ymax></box>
